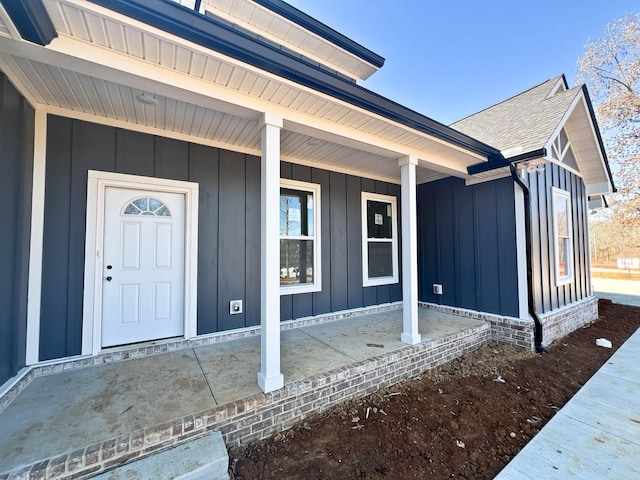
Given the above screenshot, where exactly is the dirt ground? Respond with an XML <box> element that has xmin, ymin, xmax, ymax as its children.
<box><xmin>230</xmin><ymin>299</ymin><xmax>640</xmax><ymax>479</ymax></box>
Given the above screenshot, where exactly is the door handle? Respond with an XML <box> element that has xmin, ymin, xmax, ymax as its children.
<box><xmin>106</xmin><ymin>276</ymin><xmax>112</xmax><ymax>282</ymax></box>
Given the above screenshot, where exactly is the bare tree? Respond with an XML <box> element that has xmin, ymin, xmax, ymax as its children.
<box><xmin>578</xmin><ymin>13</ymin><xmax>640</xmax><ymax>230</ymax></box>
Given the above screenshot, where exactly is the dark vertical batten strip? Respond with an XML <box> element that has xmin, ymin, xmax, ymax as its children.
<box><xmin>0</xmin><ymin>73</ymin><xmax>34</xmax><ymax>382</ymax></box>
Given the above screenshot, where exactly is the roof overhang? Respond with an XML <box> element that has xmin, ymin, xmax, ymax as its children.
<box><xmin>0</xmin><ymin>0</ymin><xmax>498</xmax><ymax>185</ymax></box>
<box><xmin>544</xmin><ymin>86</ymin><xmax>615</xmax><ymax>195</ymax></box>
<box><xmin>465</xmin><ymin>84</ymin><xmax>616</xmax><ymax>194</ymax></box>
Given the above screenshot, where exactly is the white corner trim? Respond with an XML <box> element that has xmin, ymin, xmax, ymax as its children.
<box><xmin>82</xmin><ymin>171</ymin><xmax>199</xmax><ymax>356</ymax></box>
<box><xmin>25</xmin><ymin>109</ymin><xmax>47</xmax><ymax>365</ymax></box>
<box><xmin>513</xmin><ymin>184</ymin><xmax>529</xmax><ymax>320</ymax></box>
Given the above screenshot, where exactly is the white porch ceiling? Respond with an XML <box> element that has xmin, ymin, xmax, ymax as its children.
<box><xmin>0</xmin><ymin>0</ymin><xmax>484</xmax><ymax>184</ymax></box>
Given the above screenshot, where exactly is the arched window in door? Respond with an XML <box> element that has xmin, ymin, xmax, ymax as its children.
<box><xmin>122</xmin><ymin>197</ymin><xmax>171</xmax><ymax>217</ymax></box>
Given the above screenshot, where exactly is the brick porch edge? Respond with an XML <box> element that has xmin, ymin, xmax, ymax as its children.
<box><xmin>420</xmin><ymin>296</ymin><xmax>599</xmax><ymax>350</ymax></box>
<box><xmin>1</xmin><ymin>322</ymin><xmax>490</xmax><ymax>480</ymax></box>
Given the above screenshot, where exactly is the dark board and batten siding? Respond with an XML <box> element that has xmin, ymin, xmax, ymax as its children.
<box><xmin>41</xmin><ymin>117</ymin><xmax>263</xmax><ymax>360</ymax></box>
<box><xmin>279</xmin><ymin>163</ymin><xmax>402</xmax><ymax>321</ymax></box>
<box><xmin>417</xmin><ymin>177</ymin><xmax>519</xmax><ymax>318</ymax></box>
<box><xmin>40</xmin><ymin>116</ymin><xmax>402</xmax><ymax>361</ymax></box>
<box><xmin>0</xmin><ymin>73</ymin><xmax>34</xmax><ymax>384</ymax></box>
<box><xmin>528</xmin><ymin>164</ymin><xmax>590</xmax><ymax>314</ymax></box>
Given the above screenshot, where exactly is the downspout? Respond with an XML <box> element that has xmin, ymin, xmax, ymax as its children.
<box><xmin>509</xmin><ymin>163</ymin><xmax>546</xmax><ymax>353</ymax></box>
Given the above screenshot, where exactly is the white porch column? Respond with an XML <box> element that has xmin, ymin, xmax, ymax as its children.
<box><xmin>399</xmin><ymin>155</ymin><xmax>421</xmax><ymax>345</ymax></box>
<box><xmin>258</xmin><ymin>112</ymin><xmax>285</xmax><ymax>393</ymax></box>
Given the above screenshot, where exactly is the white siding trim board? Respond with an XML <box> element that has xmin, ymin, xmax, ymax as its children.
<box><xmin>25</xmin><ymin>109</ymin><xmax>48</xmax><ymax>365</ymax></box>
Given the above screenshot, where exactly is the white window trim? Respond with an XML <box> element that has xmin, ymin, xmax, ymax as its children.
<box><xmin>551</xmin><ymin>187</ymin><xmax>574</xmax><ymax>286</ymax></box>
<box><xmin>279</xmin><ymin>179</ymin><xmax>322</xmax><ymax>295</ymax></box>
<box><xmin>362</xmin><ymin>192</ymin><xmax>399</xmax><ymax>287</ymax></box>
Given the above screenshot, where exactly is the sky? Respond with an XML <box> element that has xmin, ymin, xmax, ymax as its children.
<box><xmin>286</xmin><ymin>0</ymin><xmax>635</xmax><ymax>125</ymax></box>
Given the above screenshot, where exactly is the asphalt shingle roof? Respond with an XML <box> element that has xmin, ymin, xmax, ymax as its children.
<box><xmin>451</xmin><ymin>76</ymin><xmax>582</xmax><ymax>155</ymax></box>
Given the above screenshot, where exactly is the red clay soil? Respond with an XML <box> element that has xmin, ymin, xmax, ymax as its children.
<box><xmin>230</xmin><ymin>299</ymin><xmax>640</xmax><ymax>479</ymax></box>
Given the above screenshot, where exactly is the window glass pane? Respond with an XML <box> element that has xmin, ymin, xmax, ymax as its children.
<box><xmin>367</xmin><ymin>200</ymin><xmax>392</xmax><ymax>239</ymax></box>
<box><xmin>280</xmin><ymin>189</ymin><xmax>313</xmax><ymax>237</ymax></box>
<box><xmin>280</xmin><ymin>239</ymin><xmax>314</xmax><ymax>285</ymax></box>
<box><xmin>123</xmin><ymin>197</ymin><xmax>171</xmax><ymax>217</ymax></box>
<box><xmin>558</xmin><ymin>238</ymin><xmax>569</xmax><ymax>277</ymax></box>
<box><xmin>556</xmin><ymin>197</ymin><xmax>568</xmax><ymax>237</ymax></box>
<box><xmin>133</xmin><ymin>198</ymin><xmax>148</xmax><ymax>211</ymax></box>
<box><xmin>367</xmin><ymin>242</ymin><xmax>393</xmax><ymax>278</ymax></box>
<box><xmin>124</xmin><ymin>203</ymin><xmax>140</xmax><ymax>215</ymax></box>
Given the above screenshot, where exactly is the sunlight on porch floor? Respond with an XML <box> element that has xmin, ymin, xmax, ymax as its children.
<box><xmin>0</xmin><ymin>308</ymin><xmax>484</xmax><ymax>476</ymax></box>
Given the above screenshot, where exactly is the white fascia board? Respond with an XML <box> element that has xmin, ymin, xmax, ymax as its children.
<box><xmin>586</xmin><ymin>181</ymin><xmax>613</xmax><ymax>196</ymax></box>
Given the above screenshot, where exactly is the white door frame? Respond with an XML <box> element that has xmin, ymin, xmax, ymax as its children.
<box><xmin>82</xmin><ymin>170</ymin><xmax>199</xmax><ymax>356</ymax></box>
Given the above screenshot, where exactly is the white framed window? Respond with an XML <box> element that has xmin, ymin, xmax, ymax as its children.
<box><xmin>280</xmin><ymin>179</ymin><xmax>321</xmax><ymax>294</ymax></box>
<box><xmin>362</xmin><ymin>192</ymin><xmax>399</xmax><ymax>286</ymax></box>
<box><xmin>551</xmin><ymin>187</ymin><xmax>573</xmax><ymax>285</ymax></box>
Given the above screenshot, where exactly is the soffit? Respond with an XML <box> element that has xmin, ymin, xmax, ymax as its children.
<box><xmin>4</xmin><ymin>0</ymin><xmax>486</xmax><ymax>183</ymax></box>
<box><xmin>202</xmin><ymin>0</ymin><xmax>379</xmax><ymax>81</ymax></box>
<box><xmin>563</xmin><ymin>98</ymin><xmax>611</xmax><ymax>190</ymax></box>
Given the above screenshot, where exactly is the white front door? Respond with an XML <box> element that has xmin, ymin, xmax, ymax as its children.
<box><xmin>102</xmin><ymin>187</ymin><xmax>185</xmax><ymax>347</ymax></box>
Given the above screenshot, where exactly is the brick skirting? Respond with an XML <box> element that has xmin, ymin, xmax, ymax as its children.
<box><xmin>419</xmin><ymin>302</ymin><xmax>535</xmax><ymax>350</ymax></box>
<box><xmin>539</xmin><ymin>297</ymin><xmax>599</xmax><ymax>347</ymax></box>
<box><xmin>1</xmin><ymin>321</ymin><xmax>490</xmax><ymax>480</ymax></box>
<box><xmin>419</xmin><ymin>297</ymin><xmax>599</xmax><ymax>351</ymax></box>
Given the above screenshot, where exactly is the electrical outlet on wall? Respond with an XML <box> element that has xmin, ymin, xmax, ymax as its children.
<box><xmin>433</xmin><ymin>284</ymin><xmax>443</xmax><ymax>295</ymax></box>
<box><xmin>230</xmin><ymin>300</ymin><xmax>243</xmax><ymax>314</ymax></box>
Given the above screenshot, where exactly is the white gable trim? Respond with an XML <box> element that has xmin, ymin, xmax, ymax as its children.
<box><xmin>544</xmin><ymin>91</ymin><xmax>611</xmax><ymax>191</ymax></box>
<box><xmin>546</xmin><ymin>77</ymin><xmax>567</xmax><ymax>98</ymax></box>
<box><xmin>544</xmin><ymin>92</ymin><xmax>583</xmax><ymax>161</ymax></box>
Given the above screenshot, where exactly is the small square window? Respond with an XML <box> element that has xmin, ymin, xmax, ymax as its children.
<box><xmin>362</xmin><ymin>192</ymin><xmax>398</xmax><ymax>286</ymax></box>
<box><xmin>280</xmin><ymin>179</ymin><xmax>321</xmax><ymax>294</ymax></box>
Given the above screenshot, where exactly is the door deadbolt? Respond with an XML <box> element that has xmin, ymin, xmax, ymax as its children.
<box><xmin>106</xmin><ymin>265</ymin><xmax>113</xmax><ymax>270</ymax></box>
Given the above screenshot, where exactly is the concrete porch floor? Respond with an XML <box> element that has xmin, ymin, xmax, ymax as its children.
<box><xmin>0</xmin><ymin>308</ymin><xmax>485</xmax><ymax>477</ymax></box>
